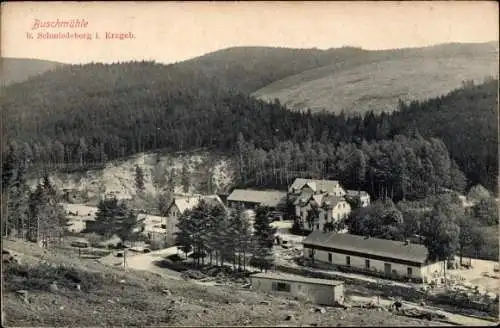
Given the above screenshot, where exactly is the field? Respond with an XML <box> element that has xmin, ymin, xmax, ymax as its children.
<box><xmin>254</xmin><ymin>49</ymin><xmax>498</xmax><ymax>114</ymax></box>
<box><xmin>2</xmin><ymin>239</ymin><xmax>452</xmax><ymax>327</ymax></box>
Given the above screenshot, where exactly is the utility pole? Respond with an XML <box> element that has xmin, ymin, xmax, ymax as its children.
<box><xmin>123</xmin><ymin>248</ymin><xmax>127</xmax><ymax>270</ymax></box>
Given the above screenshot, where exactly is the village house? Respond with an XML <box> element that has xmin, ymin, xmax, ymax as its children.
<box><xmin>226</xmin><ymin>189</ymin><xmax>287</xmax><ymax>220</ymax></box>
<box><xmin>164</xmin><ymin>194</ymin><xmax>224</xmax><ymax>244</ymax></box>
<box><xmin>288</xmin><ymin>179</ymin><xmax>351</xmax><ymax>231</ymax></box>
<box><xmin>136</xmin><ymin>213</ymin><xmax>168</xmax><ymax>246</ymax></box>
<box><xmin>302</xmin><ymin>231</ymin><xmax>445</xmax><ymax>284</ymax></box>
<box><xmin>345</xmin><ymin>190</ymin><xmax>371</xmax><ymax>207</ymax></box>
<box><xmin>63</xmin><ymin>204</ymin><xmax>98</xmax><ymax>233</ymax></box>
<box><xmin>250</xmin><ymin>271</ymin><xmax>344</xmax><ymax>306</ymax></box>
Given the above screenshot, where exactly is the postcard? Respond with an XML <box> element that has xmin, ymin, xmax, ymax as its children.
<box><xmin>1</xmin><ymin>1</ymin><xmax>499</xmax><ymax>327</ymax></box>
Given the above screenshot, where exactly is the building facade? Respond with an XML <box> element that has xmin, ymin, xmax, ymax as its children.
<box><xmin>294</xmin><ymin>195</ymin><xmax>351</xmax><ymax>232</ymax></box>
<box><xmin>289</xmin><ymin>179</ymin><xmax>352</xmax><ymax>231</ymax></box>
<box><xmin>250</xmin><ymin>272</ymin><xmax>344</xmax><ymax>306</ymax></box>
<box><xmin>302</xmin><ymin>231</ymin><xmax>445</xmax><ymax>284</ymax></box>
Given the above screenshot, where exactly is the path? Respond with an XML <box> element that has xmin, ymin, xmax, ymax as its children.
<box><xmin>100</xmin><ymin>246</ymin><xmax>183</xmax><ymax>280</ymax></box>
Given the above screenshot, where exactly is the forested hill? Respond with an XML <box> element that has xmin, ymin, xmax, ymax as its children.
<box><xmin>166</xmin><ymin>42</ymin><xmax>498</xmax><ymax>106</ymax></box>
<box><xmin>172</xmin><ymin>46</ymin><xmax>370</xmax><ymax>94</ymax></box>
<box><xmin>3</xmin><ymin>43</ymin><xmax>498</xmax><ymax>195</ymax></box>
<box><xmin>3</xmin><ymin>54</ymin><xmax>498</xmax><ymax>195</ymax></box>
<box><xmin>1</xmin><ymin>58</ymin><xmax>66</xmax><ymax>86</ymax></box>
<box><xmin>389</xmin><ymin>79</ymin><xmax>498</xmax><ymax>192</ymax></box>
<box><xmin>254</xmin><ymin>42</ymin><xmax>498</xmax><ymax>114</ymax></box>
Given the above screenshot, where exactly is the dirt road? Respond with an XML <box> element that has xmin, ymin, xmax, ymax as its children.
<box><xmin>100</xmin><ymin>246</ymin><xmax>183</xmax><ymax>280</ymax></box>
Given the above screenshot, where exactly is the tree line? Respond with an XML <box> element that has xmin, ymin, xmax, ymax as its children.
<box><xmin>2</xmin><ymin>144</ymin><xmax>68</xmax><ymax>244</ymax></box>
<box><xmin>237</xmin><ymin>133</ymin><xmax>466</xmax><ymax>202</ymax></box>
<box><xmin>175</xmin><ymin>200</ymin><xmax>277</xmax><ymax>272</ymax></box>
<box><xmin>345</xmin><ymin>192</ymin><xmax>499</xmax><ymax>262</ymax></box>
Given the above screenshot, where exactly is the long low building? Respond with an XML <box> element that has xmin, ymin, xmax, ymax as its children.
<box><xmin>302</xmin><ymin>231</ymin><xmax>445</xmax><ymax>284</ymax></box>
<box><xmin>250</xmin><ymin>271</ymin><xmax>344</xmax><ymax>306</ymax></box>
<box><xmin>227</xmin><ymin>189</ymin><xmax>287</xmax><ymax>218</ymax></box>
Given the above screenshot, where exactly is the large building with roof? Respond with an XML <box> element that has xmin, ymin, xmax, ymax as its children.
<box><xmin>302</xmin><ymin>231</ymin><xmax>445</xmax><ymax>283</ymax></box>
<box><xmin>227</xmin><ymin>189</ymin><xmax>287</xmax><ymax>216</ymax></box>
<box><xmin>289</xmin><ymin>179</ymin><xmax>351</xmax><ymax>232</ymax></box>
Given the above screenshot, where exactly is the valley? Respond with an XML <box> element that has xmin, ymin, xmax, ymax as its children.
<box><xmin>2</xmin><ymin>36</ymin><xmax>499</xmax><ymax>328</ymax></box>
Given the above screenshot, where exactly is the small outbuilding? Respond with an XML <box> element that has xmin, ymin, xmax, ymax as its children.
<box><xmin>250</xmin><ymin>271</ymin><xmax>344</xmax><ymax>306</ymax></box>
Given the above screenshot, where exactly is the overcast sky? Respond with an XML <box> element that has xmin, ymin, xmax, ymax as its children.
<box><xmin>2</xmin><ymin>1</ymin><xmax>498</xmax><ymax>64</ymax></box>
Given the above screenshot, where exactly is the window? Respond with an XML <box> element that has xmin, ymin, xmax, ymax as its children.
<box><xmin>272</xmin><ymin>282</ymin><xmax>291</xmax><ymax>292</ymax></box>
<box><xmin>365</xmin><ymin>259</ymin><xmax>370</xmax><ymax>269</ymax></box>
<box><xmin>328</xmin><ymin>253</ymin><xmax>332</xmax><ymax>263</ymax></box>
<box><xmin>316</xmin><ymin>224</ymin><xmax>319</xmax><ymax>230</ymax></box>
<box><xmin>346</xmin><ymin>256</ymin><xmax>351</xmax><ymax>266</ymax></box>
<box><xmin>407</xmin><ymin>267</ymin><xmax>413</xmax><ymax>276</ymax></box>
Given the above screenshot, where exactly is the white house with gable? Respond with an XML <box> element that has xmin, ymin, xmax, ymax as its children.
<box><xmin>164</xmin><ymin>194</ymin><xmax>224</xmax><ymax>244</ymax></box>
<box><xmin>289</xmin><ymin>179</ymin><xmax>351</xmax><ymax>232</ymax></box>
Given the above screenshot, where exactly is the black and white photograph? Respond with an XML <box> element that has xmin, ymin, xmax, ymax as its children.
<box><xmin>1</xmin><ymin>1</ymin><xmax>499</xmax><ymax>326</ymax></box>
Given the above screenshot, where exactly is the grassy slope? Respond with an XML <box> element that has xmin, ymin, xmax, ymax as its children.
<box><xmin>1</xmin><ymin>58</ymin><xmax>66</xmax><ymax>86</ymax></box>
<box><xmin>174</xmin><ymin>46</ymin><xmax>369</xmax><ymax>93</ymax></box>
<box><xmin>2</xmin><ymin>239</ymin><xmax>445</xmax><ymax>327</ymax></box>
<box><xmin>254</xmin><ymin>42</ymin><xmax>499</xmax><ymax>114</ymax></box>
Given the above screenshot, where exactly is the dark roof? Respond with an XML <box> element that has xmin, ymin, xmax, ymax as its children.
<box><xmin>289</xmin><ymin>178</ymin><xmax>343</xmax><ymax>194</ymax></box>
<box><xmin>227</xmin><ymin>189</ymin><xmax>287</xmax><ymax>208</ymax></box>
<box><xmin>322</xmin><ymin>195</ymin><xmax>344</xmax><ymax>208</ymax></box>
<box><xmin>293</xmin><ymin>189</ymin><xmax>313</xmax><ymax>206</ymax></box>
<box><xmin>346</xmin><ymin>190</ymin><xmax>370</xmax><ymax>197</ymax></box>
<box><xmin>303</xmin><ymin>231</ymin><xmax>429</xmax><ymax>264</ymax></box>
<box><xmin>251</xmin><ymin>272</ymin><xmax>343</xmax><ymax>286</ymax></box>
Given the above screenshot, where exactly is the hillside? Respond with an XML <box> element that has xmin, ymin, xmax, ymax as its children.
<box><xmin>254</xmin><ymin>42</ymin><xmax>499</xmax><ymax>114</ymax></box>
<box><xmin>26</xmin><ymin>151</ymin><xmax>236</xmax><ymax>201</ymax></box>
<box><xmin>389</xmin><ymin>79</ymin><xmax>498</xmax><ymax>192</ymax></box>
<box><xmin>1</xmin><ymin>57</ymin><xmax>66</xmax><ymax>86</ymax></box>
<box><xmin>2</xmin><ymin>240</ymin><xmax>449</xmax><ymax>327</ymax></box>
<box><xmin>175</xmin><ymin>46</ymin><xmax>370</xmax><ymax>93</ymax></box>
<box><xmin>3</xmin><ymin>43</ymin><xmax>498</xmax><ymax>195</ymax></box>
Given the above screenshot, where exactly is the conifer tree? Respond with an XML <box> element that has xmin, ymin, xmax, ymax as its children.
<box><xmin>175</xmin><ymin>209</ymin><xmax>194</xmax><ymax>259</ymax></box>
<box><xmin>206</xmin><ymin>203</ymin><xmax>228</xmax><ymax>266</ymax></box>
<box><xmin>135</xmin><ymin>165</ymin><xmax>145</xmax><ymax>194</ymax></box>
<box><xmin>227</xmin><ymin>206</ymin><xmax>253</xmax><ymax>270</ymax></box>
<box><xmin>181</xmin><ymin>162</ymin><xmax>190</xmax><ymax>193</ymax></box>
<box><xmin>28</xmin><ymin>178</ymin><xmax>67</xmax><ymax>246</ymax></box>
<box><xmin>252</xmin><ymin>206</ymin><xmax>276</xmax><ymax>272</ymax></box>
<box><xmin>85</xmin><ymin>198</ymin><xmax>143</xmax><ymax>244</ymax></box>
